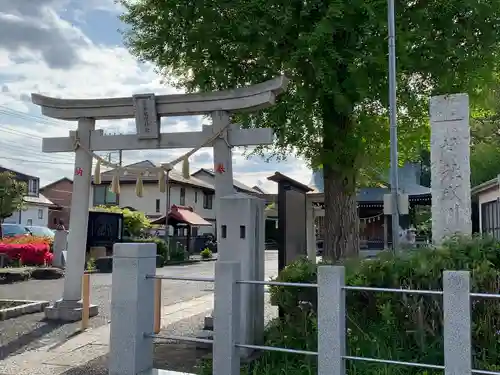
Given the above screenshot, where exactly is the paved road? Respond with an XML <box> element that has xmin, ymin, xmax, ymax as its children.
<box><xmin>0</xmin><ymin>251</ymin><xmax>279</xmax><ymax>359</ymax></box>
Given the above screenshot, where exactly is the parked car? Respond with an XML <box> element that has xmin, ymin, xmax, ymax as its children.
<box><xmin>26</xmin><ymin>226</ymin><xmax>55</xmax><ymax>239</ymax></box>
<box><xmin>1</xmin><ymin>223</ymin><xmax>30</xmax><ymax>238</ymax></box>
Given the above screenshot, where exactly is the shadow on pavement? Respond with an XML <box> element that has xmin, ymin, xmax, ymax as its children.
<box><xmin>59</xmin><ymin>343</ymin><xmax>211</xmax><ymax>375</ymax></box>
<box><xmin>0</xmin><ymin>318</ymin><xmax>67</xmax><ymax>360</ymax></box>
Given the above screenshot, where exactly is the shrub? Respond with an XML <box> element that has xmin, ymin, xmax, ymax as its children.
<box><xmin>200</xmin><ymin>248</ymin><xmax>212</xmax><ymax>260</ymax></box>
<box><xmin>213</xmin><ymin>235</ymin><xmax>500</xmax><ymax>375</ymax></box>
<box><xmin>130</xmin><ymin>237</ymin><xmax>187</xmax><ymax>263</ymax></box>
<box><xmin>169</xmin><ymin>242</ymin><xmax>187</xmax><ymax>262</ymax></box>
<box><xmin>0</xmin><ymin>235</ymin><xmax>53</xmax><ymax>266</ymax></box>
<box><xmin>93</xmin><ymin>205</ymin><xmax>151</xmax><ymax>237</ymax></box>
<box><xmin>86</xmin><ymin>257</ymin><xmax>96</xmax><ymax>271</ymax></box>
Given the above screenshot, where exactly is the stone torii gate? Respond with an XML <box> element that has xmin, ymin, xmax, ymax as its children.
<box><xmin>32</xmin><ymin>77</ymin><xmax>288</xmax><ymax>321</ymax></box>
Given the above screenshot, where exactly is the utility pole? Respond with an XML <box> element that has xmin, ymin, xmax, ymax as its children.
<box><xmin>388</xmin><ymin>0</ymin><xmax>400</xmax><ymax>251</ymax></box>
<box><xmin>164</xmin><ymin>167</ymin><xmax>172</xmax><ymax>260</ymax></box>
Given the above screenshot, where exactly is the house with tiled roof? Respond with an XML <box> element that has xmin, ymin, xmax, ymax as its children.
<box><xmin>89</xmin><ymin>160</ymin><xmax>266</xmax><ymax>236</ymax></box>
<box><xmin>0</xmin><ymin>166</ymin><xmax>56</xmax><ymax>227</ymax></box>
<box><xmin>190</xmin><ymin>168</ymin><xmax>262</xmax><ymax>194</ymax></box>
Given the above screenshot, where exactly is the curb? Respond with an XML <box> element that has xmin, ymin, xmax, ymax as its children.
<box><xmin>0</xmin><ymin>299</ymin><xmax>50</xmax><ymax>321</ymax></box>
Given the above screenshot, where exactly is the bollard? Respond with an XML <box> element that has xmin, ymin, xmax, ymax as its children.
<box><xmin>81</xmin><ymin>272</ymin><xmax>90</xmax><ymax>330</ymax></box>
<box><xmin>154</xmin><ymin>278</ymin><xmax>162</xmax><ymax>334</ymax></box>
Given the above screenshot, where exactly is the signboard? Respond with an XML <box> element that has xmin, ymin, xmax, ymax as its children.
<box><xmin>133</xmin><ymin>93</ymin><xmax>159</xmax><ymax>139</ymax></box>
<box><xmin>87</xmin><ymin>211</ymin><xmax>124</xmax><ymax>247</ymax></box>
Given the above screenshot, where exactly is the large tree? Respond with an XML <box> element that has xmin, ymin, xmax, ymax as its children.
<box><xmin>0</xmin><ymin>172</ymin><xmax>26</xmax><ymax>238</ymax></box>
<box><xmin>120</xmin><ymin>0</ymin><xmax>500</xmax><ymax>260</ymax></box>
<box><xmin>470</xmin><ymin>85</ymin><xmax>500</xmax><ymax>186</ymax></box>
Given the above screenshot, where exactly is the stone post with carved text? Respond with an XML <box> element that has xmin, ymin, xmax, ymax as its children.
<box><xmin>430</xmin><ymin>94</ymin><xmax>472</xmax><ymax>244</ymax></box>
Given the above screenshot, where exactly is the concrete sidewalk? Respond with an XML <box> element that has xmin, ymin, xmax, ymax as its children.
<box><xmin>1</xmin><ymin>294</ymin><xmax>214</xmax><ymax>375</ymax></box>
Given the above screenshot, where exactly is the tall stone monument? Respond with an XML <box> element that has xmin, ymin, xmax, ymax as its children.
<box><xmin>430</xmin><ymin>93</ymin><xmax>472</xmax><ymax>244</ymax></box>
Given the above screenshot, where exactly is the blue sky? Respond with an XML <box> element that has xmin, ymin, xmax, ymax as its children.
<box><xmin>0</xmin><ymin>0</ymin><xmax>310</xmax><ymax>193</ymax></box>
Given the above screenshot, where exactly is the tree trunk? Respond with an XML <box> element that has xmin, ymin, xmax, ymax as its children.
<box><xmin>322</xmin><ymin>165</ymin><xmax>359</xmax><ymax>261</ymax></box>
<box><xmin>0</xmin><ymin>218</ymin><xmax>3</xmax><ymax>239</ymax></box>
<box><xmin>320</xmin><ymin>91</ymin><xmax>360</xmax><ymax>261</ymax></box>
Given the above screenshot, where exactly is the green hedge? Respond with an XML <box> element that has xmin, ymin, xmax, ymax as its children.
<box><xmin>130</xmin><ymin>237</ymin><xmax>187</xmax><ymax>263</ymax></box>
<box><xmin>200</xmin><ymin>235</ymin><xmax>500</xmax><ymax>375</ymax></box>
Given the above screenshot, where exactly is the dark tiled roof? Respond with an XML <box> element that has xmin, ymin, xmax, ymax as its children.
<box><xmin>97</xmin><ymin>160</ymin><xmax>214</xmax><ymax>190</ymax></box>
<box><xmin>310</xmin><ymin>162</ymin><xmax>430</xmax><ymax>201</ymax></box>
<box><xmin>191</xmin><ymin>168</ymin><xmax>262</xmax><ymax>193</ymax></box>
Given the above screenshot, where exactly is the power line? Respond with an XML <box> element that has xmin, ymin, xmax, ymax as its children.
<box><xmin>0</xmin><ymin>156</ymin><xmax>74</xmax><ymax>164</ymax></box>
<box><xmin>0</xmin><ymin>105</ymin><xmax>68</xmax><ymax>127</ymax></box>
<box><xmin>0</xmin><ymin>140</ymin><xmax>70</xmax><ymax>161</ymax></box>
<box><xmin>0</xmin><ymin>126</ymin><xmax>45</xmax><ymax>140</ymax></box>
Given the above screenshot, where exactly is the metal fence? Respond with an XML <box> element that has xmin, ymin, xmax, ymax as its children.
<box><xmin>108</xmin><ymin>242</ymin><xmax>500</xmax><ymax>375</ymax></box>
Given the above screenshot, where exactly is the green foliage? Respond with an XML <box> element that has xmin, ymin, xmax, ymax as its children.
<box><xmin>0</xmin><ymin>171</ymin><xmax>26</xmax><ymax>220</ymax></box>
<box><xmin>93</xmin><ymin>205</ymin><xmax>151</xmax><ymax>237</ymax></box>
<box><xmin>413</xmin><ymin>206</ymin><xmax>431</xmax><ymax>238</ymax></box>
<box><xmin>169</xmin><ymin>241</ymin><xmax>187</xmax><ymax>262</ymax></box>
<box><xmin>86</xmin><ymin>258</ymin><xmax>96</xmax><ymax>272</ymax></box>
<box><xmin>120</xmin><ymin>0</ymin><xmax>500</xmax><ymax>259</ymax></box>
<box><xmin>470</xmin><ymin>141</ymin><xmax>500</xmax><ymax>186</ymax></box>
<box><xmin>198</xmin><ymin>236</ymin><xmax>500</xmax><ymax>375</ymax></box>
<box><xmin>119</xmin><ymin>0</ymin><xmax>500</xmax><ymax>168</ymax></box>
<box><xmin>200</xmin><ymin>248</ymin><xmax>213</xmax><ymax>260</ymax></box>
<box><xmin>468</xmin><ymin>83</ymin><xmax>500</xmax><ymax>186</ymax></box>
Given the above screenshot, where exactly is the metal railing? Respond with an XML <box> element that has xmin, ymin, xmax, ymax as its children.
<box><xmin>107</xmin><ymin>243</ymin><xmax>500</xmax><ymax>375</ymax></box>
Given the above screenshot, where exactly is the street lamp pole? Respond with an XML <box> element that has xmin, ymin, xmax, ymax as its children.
<box><xmin>388</xmin><ymin>0</ymin><xmax>400</xmax><ymax>251</ymax></box>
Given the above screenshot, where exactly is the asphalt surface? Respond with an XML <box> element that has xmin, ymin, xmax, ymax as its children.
<box><xmin>0</xmin><ymin>251</ymin><xmax>279</xmax><ymax>361</ymax></box>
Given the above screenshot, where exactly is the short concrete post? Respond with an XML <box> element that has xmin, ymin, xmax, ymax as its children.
<box><xmin>318</xmin><ymin>266</ymin><xmax>346</xmax><ymax>375</ymax></box>
<box><xmin>52</xmin><ymin>230</ymin><xmax>68</xmax><ymax>268</ymax></box>
<box><xmin>213</xmin><ymin>261</ymin><xmax>241</xmax><ymax>375</ymax></box>
<box><xmin>109</xmin><ymin>243</ymin><xmax>157</xmax><ymax>375</ymax></box>
<box><xmin>443</xmin><ymin>271</ymin><xmax>472</xmax><ymax>375</ymax></box>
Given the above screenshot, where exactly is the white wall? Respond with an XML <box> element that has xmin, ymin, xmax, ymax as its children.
<box><xmin>3</xmin><ymin>204</ymin><xmax>49</xmax><ymax>226</ymax></box>
<box><xmin>89</xmin><ymin>183</ymin><xmax>216</xmax><ymax>235</ymax></box>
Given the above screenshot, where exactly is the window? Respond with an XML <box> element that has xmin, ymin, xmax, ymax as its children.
<box><xmin>180</xmin><ymin>187</ymin><xmax>186</xmax><ymax>206</ymax></box>
<box><xmin>156</xmin><ymin>199</ymin><xmax>161</xmax><ymax>213</ymax></box>
<box><xmin>194</xmin><ymin>191</ymin><xmax>198</xmax><ymax>203</ymax></box>
<box><xmin>26</xmin><ymin>219</ymin><xmax>32</xmax><ymax>226</ymax></box>
<box><xmin>93</xmin><ymin>185</ymin><xmax>117</xmax><ymax>206</ymax></box>
<box><xmin>203</xmin><ymin>192</ymin><xmax>213</xmax><ymax>209</ymax></box>
<box><xmin>482</xmin><ymin>200</ymin><xmax>500</xmax><ymax>240</ymax></box>
<box><xmin>38</xmin><ymin>209</ymin><xmax>43</xmax><ymax>219</ymax></box>
<box><xmin>28</xmin><ymin>179</ymin><xmax>38</xmax><ymax>196</ymax></box>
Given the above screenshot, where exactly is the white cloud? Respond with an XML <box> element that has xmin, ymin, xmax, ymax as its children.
<box><xmin>0</xmin><ymin>1</ymin><xmax>310</xmax><ymax>193</ymax></box>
